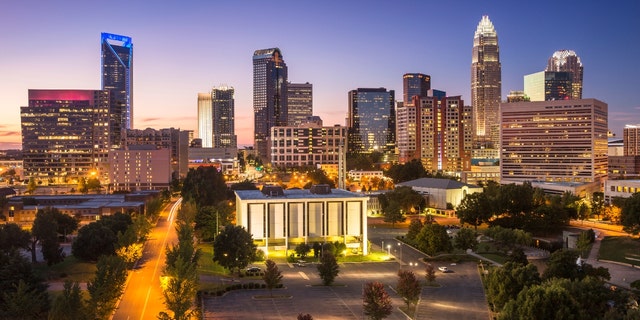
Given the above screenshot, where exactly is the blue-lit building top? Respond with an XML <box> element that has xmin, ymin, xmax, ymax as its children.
<box><xmin>101</xmin><ymin>32</ymin><xmax>133</xmax><ymax>149</ymax></box>
<box><xmin>347</xmin><ymin>88</ymin><xmax>396</xmax><ymax>155</ymax></box>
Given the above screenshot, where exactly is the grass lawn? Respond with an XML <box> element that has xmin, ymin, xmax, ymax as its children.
<box><xmin>197</xmin><ymin>243</ymin><xmax>228</xmax><ymax>275</ymax></box>
<box><xmin>598</xmin><ymin>236</ymin><xmax>640</xmax><ymax>265</ymax></box>
<box><xmin>33</xmin><ymin>255</ymin><xmax>96</xmax><ymax>283</ymax></box>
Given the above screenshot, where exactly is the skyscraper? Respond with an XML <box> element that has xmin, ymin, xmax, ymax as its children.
<box><xmin>101</xmin><ymin>33</ymin><xmax>133</xmax><ymax>149</ymax></box>
<box><xmin>347</xmin><ymin>88</ymin><xmax>395</xmax><ymax>156</ymax></box>
<box><xmin>524</xmin><ymin>71</ymin><xmax>573</xmax><ymax>101</ymax></box>
<box><xmin>624</xmin><ymin>124</ymin><xmax>640</xmax><ymax>156</ymax></box>
<box><xmin>198</xmin><ymin>87</ymin><xmax>237</xmax><ymax>149</ymax></box>
<box><xmin>403</xmin><ymin>73</ymin><xmax>431</xmax><ymax>105</ymax></box>
<box><xmin>253</xmin><ymin>48</ymin><xmax>288</xmax><ymax>161</ymax></box>
<box><xmin>286</xmin><ymin>82</ymin><xmax>313</xmax><ymax>127</ymax></box>
<box><xmin>546</xmin><ymin>49</ymin><xmax>583</xmax><ymax>99</ymax></box>
<box><xmin>471</xmin><ymin>15</ymin><xmax>501</xmax><ymax>147</ymax></box>
<box><xmin>21</xmin><ymin>90</ymin><xmax>111</xmax><ymax>183</ymax></box>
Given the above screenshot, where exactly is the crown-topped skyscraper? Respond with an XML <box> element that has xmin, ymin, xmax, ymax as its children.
<box><xmin>471</xmin><ymin>15</ymin><xmax>501</xmax><ymax>148</ymax></box>
<box><xmin>546</xmin><ymin>49</ymin><xmax>583</xmax><ymax>100</ymax></box>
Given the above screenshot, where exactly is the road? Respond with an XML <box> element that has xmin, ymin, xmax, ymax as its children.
<box><xmin>112</xmin><ymin>198</ymin><xmax>181</xmax><ymax>320</ymax></box>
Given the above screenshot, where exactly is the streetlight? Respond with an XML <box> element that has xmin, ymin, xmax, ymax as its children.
<box><xmin>397</xmin><ymin>242</ymin><xmax>402</xmax><ymax>261</ymax></box>
<box><xmin>386</xmin><ymin>244</ymin><xmax>391</xmax><ymax>257</ymax></box>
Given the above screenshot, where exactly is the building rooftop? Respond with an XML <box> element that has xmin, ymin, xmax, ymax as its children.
<box><xmin>235</xmin><ymin>187</ymin><xmax>367</xmax><ymax>201</ymax></box>
<box><xmin>397</xmin><ymin>178</ymin><xmax>480</xmax><ymax>190</ymax></box>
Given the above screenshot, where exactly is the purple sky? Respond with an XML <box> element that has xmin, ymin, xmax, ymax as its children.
<box><xmin>1</xmin><ymin>0</ymin><xmax>639</xmax><ymax>149</ymax></box>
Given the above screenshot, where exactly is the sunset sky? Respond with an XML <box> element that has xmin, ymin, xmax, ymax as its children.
<box><xmin>1</xmin><ymin>0</ymin><xmax>638</xmax><ymax>149</ymax></box>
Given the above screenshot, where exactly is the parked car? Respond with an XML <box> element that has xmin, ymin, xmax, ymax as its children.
<box><xmin>246</xmin><ymin>267</ymin><xmax>262</xmax><ymax>275</ymax></box>
<box><xmin>438</xmin><ymin>266</ymin><xmax>449</xmax><ymax>273</ymax></box>
<box><xmin>295</xmin><ymin>260</ymin><xmax>307</xmax><ymax>267</ymax></box>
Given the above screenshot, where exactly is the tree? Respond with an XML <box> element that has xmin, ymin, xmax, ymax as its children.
<box><xmin>396</xmin><ymin>270</ymin><xmax>421</xmax><ymax>309</ymax></box>
<box><xmin>363</xmin><ymin>281</ymin><xmax>393</xmax><ymax>320</ymax></box>
<box><xmin>591</xmin><ymin>192</ymin><xmax>605</xmax><ymax>219</ymax></box>
<box><xmin>262</xmin><ymin>259</ymin><xmax>283</xmax><ymax>297</ymax></box>
<box><xmin>384</xmin><ymin>159</ymin><xmax>427</xmax><ymax>183</ymax></box>
<box><xmin>405</xmin><ymin>219</ymin><xmax>423</xmax><ymax>244</ymax></box>
<box><xmin>26</xmin><ymin>177</ymin><xmax>37</xmax><ymax>194</ymax></box>
<box><xmin>86</xmin><ymin>255</ymin><xmax>128</xmax><ymax>320</ymax></box>
<box><xmin>181</xmin><ymin>166</ymin><xmax>229</xmax><ymax>210</ymax></box>
<box><xmin>620</xmin><ymin>192</ymin><xmax>640</xmax><ymax>235</ymax></box>
<box><xmin>31</xmin><ymin>207</ymin><xmax>65</xmax><ymax>265</ymax></box>
<box><xmin>72</xmin><ymin>222</ymin><xmax>117</xmax><ymax>261</ymax></box>
<box><xmin>0</xmin><ymin>279</ymin><xmax>50</xmax><ymax>319</ymax></box>
<box><xmin>382</xmin><ymin>201</ymin><xmax>405</xmax><ymax>228</ymax></box>
<box><xmin>415</xmin><ymin>223</ymin><xmax>452</xmax><ymax>255</ymax></box>
<box><xmin>0</xmin><ymin>223</ymin><xmax>31</xmax><ymax>254</ymax></box>
<box><xmin>295</xmin><ymin>243</ymin><xmax>312</xmax><ymax>258</ymax></box>
<box><xmin>484</xmin><ymin>226</ymin><xmax>532</xmax><ymax>253</ymax></box>
<box><xmin>456</xmin><ymin>192</ymin><xmax>492</xmax><ymax>232</ymax></box>
<box><xmin>506</xmin><ymin>247</ymin><xmax>529</xmax><ymax>265</ymax></box>
<box><xmin>0</xmin><ymin>250</ymin><xmax>49</xmax><ymax>315</ymax></box>
<box><xmin>454</xmin><ymin>227</ymin><xmax>478</xmax><ymax>251</ymax></box>
<box><xmin>317</xmin><ymin>252</ymin><xmax>339</xmax><ymax>286</ymax></box>
<box><xmin>297</xmin><ymin>314</ymin><xmax>313</xmax><ymax>320</ymax></box>
<box><xmin>486</xmin><ymin>262</ymin><xmax>540</xmax><ymax>311</ymax></box>
<box><xmin>424</xmin><ymin>263</ymin><xmax>436</xmax><ymax>284</ymax></box>
<box><xmin>212</xmin><ymin>225</ymin><xmax>256</xmax><ymax>274</ymax></box>
<box><xmin>49</xmin><ymin>280</ymin><xmax>88</xmax><ymax>320</ymax></box>
<box><xmin>500</xmin><ymin>279</ymin><xmax>584</xmax><ymax>320</ymax></box>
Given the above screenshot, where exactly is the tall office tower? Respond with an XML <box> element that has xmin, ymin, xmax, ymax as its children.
<box><xmin>524</xmin><ymin>71</ymin><xmax>573</xmax><ymax>101</ymax></box>
<box><xmin>397</xmin><ymin>94</ymin><xmax>472</xmax><ymax>172</ymax></box>
<box><xmin>197</xmin><ymin>92</ymin><xmax>213</xmax><ymax>147</ymax></box>
<box><xmin>253</xmin><ymin>48</ymin><xmax>288</xmax><ymax>161</ymax></box>
<box><xmin>624</xmin><ymin>124</ymin><xmax>640</xmax><ymax>156</ymax></box>
<box><xmin>287</xmin><ymin>82</ymin><xmax>313</xmax><ymax>127</ymax></box>
<box><xmin>403</xmin><ymin>73</ymin><xmax>431</xmax><ymax>105</ymax></box>
<box><xmin>500</xmin><ymin>99</ymin><xmax>608</xmax><ymax>185</ymax></box>
<box><xmin>347</xmin><ymin>88</ymin><xmax>396</xmax><ymax>156</ymax></box>
<box><xmin>471</xmin><ymin>15</ymin><xmax>501</xmax><ymax>147</ymax></box>
<box><xmin>101</xmin><ymin>33</ymin><xmax>133</xmax><ymax>149</ymax></box>
<box><xmin>21</xmin><ymin>90</ymin><xmax>111</xmax><ymax>183</ymax></box>
<box><xmin>546</xmin><ymin>49</ymin><xmax>583</xmax><ymax>99</ymax></box>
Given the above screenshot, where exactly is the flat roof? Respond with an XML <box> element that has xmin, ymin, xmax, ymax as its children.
<box><xmin>235</xmin><ymin>188</ymin><xmax>367</xmax><ymax>201</ymax></box>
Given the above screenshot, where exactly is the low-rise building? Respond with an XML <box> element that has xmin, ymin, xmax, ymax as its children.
<box><xmin>235</xmin><ymin>185</ymin><xmax>368</xmax><ymax>255</ymax></box>
<box><xmin>604</xmin><ymin>179</ymin><xmax>640</xmax><ymax>203</ymax></box>
<box><xmin>396</xmin><ymin>178</ymin><xmax>482</xmax><ymax>210</ymax></box>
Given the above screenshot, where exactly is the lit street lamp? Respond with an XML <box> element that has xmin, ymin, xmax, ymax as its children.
<box><xmin>386</xmin><ymin>244</ymin><xmax>391</xmax><ymax>256</ymax></box>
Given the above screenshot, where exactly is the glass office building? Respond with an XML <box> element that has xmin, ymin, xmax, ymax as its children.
<box><xmin>347</xmin><ymin>88</ymin><xmax>396</xmax><ymax>155</ymax></box>
<box><xmin>101</xmin><ymin>33</ymin><xmax>133</xmax><ymax>149</ymax></box>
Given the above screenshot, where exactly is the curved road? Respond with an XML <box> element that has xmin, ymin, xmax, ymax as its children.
<box><xmin>112</xmin><ymin>198</ymin><xmax>181</xmax><ymax>320</ymax></box>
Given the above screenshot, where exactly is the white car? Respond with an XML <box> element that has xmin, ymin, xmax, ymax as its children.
<box><xmin>438</xmin><ymin>266</ymin><xmax>449</xmax><ymax>273</ymax></box>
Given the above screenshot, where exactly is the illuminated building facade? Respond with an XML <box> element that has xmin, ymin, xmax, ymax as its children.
<box><xmin>124</xmin><ymin>128</ymin><xmax>189</xmax><ymax>179</ymax></box>
<box><xmin>198</xmin><ymin>86</ymin><xmax>237</xmax><ymax>149</ymax></box>
<box><xmin>235</xmin><ymin>186</ymin><xmax>369</xmax><ymax>255</ymax></box>
<box><xmin>286</xmin><ymin>82</ymin><xmax>313</xmax><ymax>127</ymax></box>
<box><xmin>546</xmin><ymin>50</ymin><xmax>583</xmax><ymax>99</ymax></box>
<box><xmin>109</xmin><ymin>147</ymin><xmax>171</xmax><ymax>191</ymax></box>
<box><xmin>471</xmin><ymin>15</ymin><xmax>501</xmax><ymax>147</ymax></box>
<box><xmin>101</xmin><ymin>33</ymin><xmax>133</xmax><ymax>149</ymax></box>
<box><xmin>253</xmin><ymin>48</ymin><xmax>288</xmax><ymax>161</ymax></box>
<box><xmin>624</xmin><ymin>124</ymin><xmax>640</xmax><ymax>156</ymax></box>
<box><xmin>500</xmin><ymin>99</ymin><xmax>608</xmax><ymax>185</ymax></box>
<box><xmin>347</xmin><ymin>88</ymin><xmax>396</xmax><ymax>156</ymax></box>
<box><xmin>21</xmin><ymin>89</ymin><xmax>111</xmax><ymax>183</ymax></box>
<box><xmin>270</xmin><ymin>119</ymin><xmax>346</xmax><ymax>168</ymax></box>
<box><xmin>403</xmin><ymin>73</ymin><xmax>431</xmax><ymax>105</ymax></box>
<box><xmin>413</xmin><ymin>95</ymin><xmax>472</xmax><ymax>172</ymax></box>
<box><xmin>524</xmin><ymin>71</ymin><xmax>573</xmax><ymax>101</ymax></box>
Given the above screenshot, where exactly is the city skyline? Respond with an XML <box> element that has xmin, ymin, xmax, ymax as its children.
<box><xmin>1</xmin><ymin>1</ymin><xmax>639</xmax><ymax>149</ymax></box>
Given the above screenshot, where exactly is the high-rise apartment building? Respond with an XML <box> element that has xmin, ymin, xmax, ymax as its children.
<box><xmin>500</xmin><ymin>99</ymin><xmax>608</xmax><ymax>185</ymax></box>
<box><xmin>347</xmin><ymin>88</ymin><xmax>396</xmax><ymax>156</ymax></box>
<box><xmin>546</xmin><ymin>50</ymin><xmax>583</xmax><ymax>99</ymax></box>
<box><xmin>101</xmin><ymin>33</ymin><xmax>133</xmax><ymax>149</ymax></box>
<box><xmin>524</xmin><ymin>71</ymin><xmax>573</xmax><ymax>101</ymax></box>
<box><xmin>287</xmin><ymin>82</ymin><xmax>313</xmax><ymax>127</ymax></box>
<box><xmin>253</xmin><ymin>48</ymin><xmax>288</xmax><ymax>161</ymax></box>
<box><xmin>21</xmin><ymin>90</ymin><xmax>111</xmax><ymax>183</ymax></box>
<box><xmin>124</xmin><ymin>128</ymin><xmax>190</xmax><ymax>179</ymax></box>
<box><xmin>198</xmin><ymin>87</ymin><xmax>237</xmax><ymax>149</ymax></box>
<box><xmin>397</xmin><ymin>94</ymin><xmax>472</xmax><ymax>172</ymax></box>
<box><xmin>403</xmin><ymin>73</ymin><xmax>431</xmax><ymax>105</ymax></box>
<box><xmin>471</xmin><ymin>15</ymin><xmax>501</xmax><ymax>147</ymax></box>
<box><xmin>270</xmin><ymin>119</ymin><xmax>346</xmax><ymax>168</ymax></box>
<box><xmin>624</xmin><ymin>124</ymin><xmax>640</xmax><ymax>156</ymax></box>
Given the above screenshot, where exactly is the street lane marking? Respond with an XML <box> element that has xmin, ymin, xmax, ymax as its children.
<box><xmin>298</xmin><ymin>271</ymin><xmax>309</xmax><ymax>280</ymax></box>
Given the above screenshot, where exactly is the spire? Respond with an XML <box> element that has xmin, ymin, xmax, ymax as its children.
<box><xmin>474</xmin><ymin>15</ymin><xmax>497</xmax><ymax>38</ymax></box>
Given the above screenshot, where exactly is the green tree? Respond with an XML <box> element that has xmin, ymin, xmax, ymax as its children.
<box><xmin>297</xmin><ymin>314</ymin><xmax>313</xmax><ymax>320</ymax></box>
<box><xmin>26</xmin><ymin>177</ymin><xmax>37</xmax><ymax>194</ymax></box>
<box><xmin>158</xmin><ymin>257</ymin><xmax>199</xmax><ymax>320</ymax></box>
<box><xmin>484</xmin><ymin>226</ymin><xmax>532</xmax><ymax>253</ymax></box>
<box><xmin>294</xmin><ymin>243</ymin><xmax>311</xmax><ymax>258</ymax></box>
<box><xmin>382</xmin><ymin>201</ymin><xmax>405</xmax><ymax>228</ymax></box>
<box><xmin>72</xmin><ymin>222</ymin><xmax>117</xmax><ymax>261</ymax></box>
<box><xmin>86</xmin><ymin>177</ymin><xmax>101</xmax><ymax>193</ymax></box>
<box><xmin>384</xmin><ymin>159</ymin><xmax>427</xmax><ymax>183</ymax></box>
<box><xmin>0</xmin><ymin>250</ymin><xmax>49</xmax><ymax>316</ymax></box>
<box><xmin>500</xmin><ymin>279</ymin><xmax>584</xmax><ymax>320</ymax></box>
<box><xmin>181</xmin><ymin>166</ymin><xmax>229</xmax><ymax>210</ymax></box>
<box><xmin>0</xmin><ymin>223</ymin><xmax>31</xmax><ymax>254</ymax></box>
<box><xmin>230</xmin><ymin>179</ymin><xmax>259</xmax><ymax>191</ymax></box>
<box><xmin>0</xmin><ymin>279</ymin><xmax>49</xmax><ymax>319</ymax></box>
<box><xmin>86</xmin><ymin>255</ymin><xmax>128</xmax><ymax>320</ymax></box>
<box><xmin>49</xmin><ymin>280</ymin><xmax>88</xmax><ymax>320</ymax></box>
<box><xmin>32</xmin><ymin>208</ymin><xmax>64</xmax><ymax>265</ymax></box>
<box><xmin>506</xmin><ymin>247</ymin><xmax>529</xmax><ymax>265</ymax></box>
<box><xmin>454</xmin><ymin>227</ymin><xmax>478</xmax><ymax>251</ymax></box>
<box><xmin>591</xmin><ymin>192</ymin><xmax>605</xmax><ymax>219</ymax></box>
<box><xmin>456</xmin><ymin>192</ymin><xmax>492</xmax><ymax>232</ymax></box>
<box><xmin>396</xmin><ymin>270</ymin><xmax>421</xmax><ymax>309</ymax></box>
<box><xmin>424</xmin><ymin>263</ymin><xmax>436</xmax><ymax>284</ymax></box>
<box><xmin>621</xmin><ymin>192</ymin><xmax>640</xmax><ymax>235</ymax></box>
<box><xmin>212</xmin><ymin>225</ymin><xmax>256</xmax><ymax>274</ymax></box>
<box><xmin>363</xmin><ymin>281</ymin><xmax>393</xmax><ymax>320</ymax></box>
<box><xmin>405</xmin><ymin>219</ymin><xmax>423</xmax><ymax>244</ymax></box>
<box><xmin>415</xmin><ymin>223</ymin><xmax>452</xmax><ymax>255</ymax></box>
<box><xmin>262</xmin><ymin>259</ymin><xmax>283</xmax><ymax>297</ymax></box>
<box><xmin>317</xmin><ymin>252</ymin><xmax>339</xmax><ymax>286</ymax></box>
<box><xmin>486</xmin><ymin>262</ymin><xmax>540</xmax><ymax>311</ymax></box>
